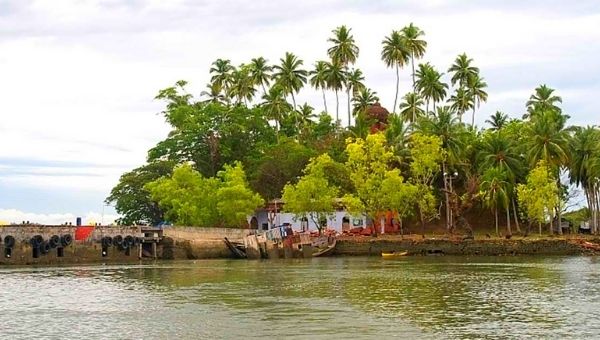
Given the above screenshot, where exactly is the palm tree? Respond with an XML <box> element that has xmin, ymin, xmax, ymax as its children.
<box><xmin>200</xmin><ymin>82</ymin><xmax>225</xmax><ymax>104</ymax></box>
<box><xmin>381</xmin><ymin>30</ymin><xmax>410</xmax><ymax>112</ymax></box>
<box><xmin>296</xmin><ymin>103</ymin><xmax>316</xmax><ymax>133</ymax></box>
<box><xmin>480</xmin><ymin>167</ymin><xmax>510</xmax><ymax>236</ymax></box>
<box><xmin>485</xmin><ymin>111</ymin><xmax>509</xmax><ymax>131</ymax></box>
<box><xmin>229</xmin><ymin>65</ymin><xmax>256</xmax><ymax>105</ymax></box>
<box><xmin>327</xmin><ymin>25</ymin><xmax>360</xmax><ymax>124</ymax></box>
<box><xmin>448</xmin><ymin>87</ymin><xmax>474</xmax><ymax>122</ymax></box>
<box><xmin>525</xmin><ymin>109</ymin><xmax>571</xmax><ymax>234</ymax></box>
<box><xmin>448</xmin><ymin>53</ymin><xmax>479</xmax><ymax>87</ymax></box>
<box><xmin>345</xmin><ymin>68</ymin><xmax>365</xmax><ymax>126</ymax></box>
<box><xmin>324</xmin><ymin>60</ymin><xmax>346</xmax><ymax>124</ymax></box>
<box><xmin>569</xmin><ymin>126</ymin><xmax>600</xmax><ymax>233</ymax></box>
<box><xmin>398</xmin><ymin>92</ymin><xmax>425</xmax><ymax>123</ymax></box>
<box><xmin>385</xmin><ymin>113</ymin><xmax>411</xmax><ymax>163</ymax></box>
<box><xmin>467</xmin><ymin>73</ymin><xmax>488</xmax><ymax>127</ymax></box>
<box><xmin>272</xmin><ymin>52</ymin><xmax>308</xmax><ymax>110</ymax></box>
<box><xmin>401</xmin><ymin>23</ymin><xmax>427</xmax><ymax>90</ymax></box>
<box><xmin>309</xmin><ymin>61</ymin><xmax>330</xmax><ymax>114</ymax></box>
<box><xmin>260</xmin><ymin>85</ymin><xmax>292</xmax><ymax>137</ymax></box>
<box><xmin>352</xmin><ymin>87</ymin><xmax>379</xmax><ymax>117</ymax></box>
<box><xmin>249</xmin><ymin>57</ymin><xmax>272</xmax><ymax>96</ymax></box>
<box><xmin>327</xmin><ymin>25</ymin><xmax>360</xmax><ymax>66</ymax></box>
<box><xmin>415</xmin><ymin>63</ymin><xmax>448</xmax><ymax>113</ymax></box>
<box><xmin>526</xmin><ymin>84</ymin><xmax>563</xmax><ymax>117</ymax></box>
<box><xmin>350</xmin><ymin>111</ymin><xmax>373</xmax><ymax>139</ymax></box>
<box><xmin>209</xmin><ymin>58</ymin><xmax>234</xmax><ymax>101</ymax></box>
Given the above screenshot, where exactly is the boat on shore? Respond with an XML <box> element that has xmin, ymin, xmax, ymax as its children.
<box><xmin>381</xmin><ymin>251</ymin><xmax>408</xmax><ymax>258</ymax></box>
<box><xmin>312</xmin><ymin>238</ymin><xmax>336</xmax><ymax>257</ymax></box>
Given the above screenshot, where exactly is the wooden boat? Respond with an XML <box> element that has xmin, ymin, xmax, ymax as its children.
<box><xmin>312</xmin><ymin>239</ymin><xmax>336</xmax><ymax>257</ymax></box>
<box><xmin>381</xmin><ymin>251</ymin><xmax>408</xmax><ymax>258</ymax></box>
<box><xmin>223</xmin><ymin>237</ymin><xmax>247</xmax><ymax>259</ymax></box>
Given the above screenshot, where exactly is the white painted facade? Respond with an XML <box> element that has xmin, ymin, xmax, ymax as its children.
<box><xmin>249</xmin><ymin>210</ymin><xmax>368</xmax><ymax>233</ymax></box>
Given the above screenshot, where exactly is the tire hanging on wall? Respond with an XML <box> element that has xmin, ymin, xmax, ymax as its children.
<box><xmin>113</xmin><ymin>235</ymin><xmax>123</xmax><ymax>246</ymax></box>
<box><xmin>101</xmin><ymin>236</ymin><xmax>113</xmax><ymax>247</ymax></box>
<box><xmin>60</xmin><ymin>234</ymin><xmax>73</xmax><ymax>247</ymax></box>
<box><xmin>49</xmin><ymin>235</ymin><xmax>60</xmax><ymax>248</ymax></box>
<box><xmin>124</xmin><ymin>235</ymin><xmax>134</xmax><ymax>247</ymax></box>
<box><xmin>4</xmin><ymin>235</ymin><xmax>16</xmax><ymax>248</ymax></box>
<box><xmin>30</xmin><ymin>235</ymin><xmax>43</xmax><ymax>248</ymax></box>
<box><xmin>40</xmin><ymin>241</ymin><xmax>50</xmax><ymax>254</ymax></box>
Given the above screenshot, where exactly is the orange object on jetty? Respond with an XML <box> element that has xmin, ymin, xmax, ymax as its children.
<box><xmin>74</xmin><ymin>226</ymin><xmax>94</xmax><ymax>241</ymax></box>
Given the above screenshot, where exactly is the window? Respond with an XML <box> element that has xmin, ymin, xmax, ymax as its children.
<box><xmin>352</xmin><ymin>218</ymin><xmax>363</xmax><ymax>226</ymax></box>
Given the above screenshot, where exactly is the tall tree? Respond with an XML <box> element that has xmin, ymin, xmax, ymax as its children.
<box><xmin>415</xmin><ymin>63</ymin><xmax>448</xmax><ymax>113</ymax></box>
<box><xmin>310</xmin><ymin>60</ymin><xmax>330</xmax><ymax>114</ymax></box>
<box><xmin>249</xmin><ymin>57</ymin><xmax>272</xmax><ymax>96</ymax></box>
<box><xmin>352</xmin><ymin>87</ymin><xmax>379</xmax><ymax>117</ymax></box>
<box><xmin>272</xmin><ymin>52</ymin><xmax>308</xmax><ymax>110</ymax></box>
<box><xmin>448</xmin><ymin>53</ymin><xmax>479</xmax><ymax>87</ymax></box>
<box><xmin>569</xmin><ymin>126</ymin><xmax>600</xmax><ymax>233</ymax></box>
<box><xmin>327</xmin><ymin>25</ymin><xmax>360</xmax><ymax>124</ymax></box>
<box><xmin>261</xmin><ymin>85</ymin><xmax>292</xmax><ymax>135</ymax></box>
<box><xmin>210</xmin><ymin>59</ymin><xmax>235</xmax><ymax>101</ymax></box>
<box><xmin>324</xmin><ymin>60</ymin><xmax>346</xmax><ymax>124</ymax></box>
<box><xmin>485</xmin><ymin>111</ymin><xmax>509</xmax><ymax>131</ymax></box>
<box><xmin>449</xmin><ymin>87</ymin><xmax>474</xmax><ymax>122</ymax></box>
<box><xmin>398</xmin><ymin>92</ymin><xmax>425</xmax><ymax>123</ymax></box>
<box><xmin>345</xmin><ymin>68</ymin><xmax>365</xmax><ymax>126</ymax></box>
<box><xmin>480</xmin><ymin>167</ymin><xmax>510</xmax><ymax>236</ymax></box>
<box><xmin>466</xmin><ymin>73</ymin><xmax>488</xmax><ymax>127</ymax></box>
<box><xmin>381</xmin><ymin>30</ymin><xmax>410</xmax><ymax>113</ymax></box>
<box><xmin>229</xmin><ymin>64</ymin><xmax>256</xmax><ymax>105</ymax></box>
<box><xmin>401</xmin><ymin>23</ymin><xmax>427</xmax><ymax>91</ymax></box>
<box><xmin>526</xmin><ymin>84</ymin><xmax>562</xmax><ymax>117</ymax></box>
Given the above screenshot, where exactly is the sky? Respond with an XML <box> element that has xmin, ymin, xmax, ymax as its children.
<box><xmin>0</xmin><ymin>0</ymin><xmax>599</xmax><ymax>224</ymax></box>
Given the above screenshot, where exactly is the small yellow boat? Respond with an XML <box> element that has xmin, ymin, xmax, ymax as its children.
<box><xmin>381</xmin><ymin>251</ymin><xmax>408</xmax><ymax>258</ymax></box>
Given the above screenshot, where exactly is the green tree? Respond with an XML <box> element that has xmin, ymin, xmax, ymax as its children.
<box><xmin>342</xmin><ymin>133</ymin><xmax>395</xmax><ymax>234</ymax></box>
<box><xmin>310</xmin><ymin>61</ymin><xmax>330</xmax><ymax>113</ymax></box>
<box><xmin>216</xmin><ymin>162</ymin><xmax>264</xmax><ymax>227</ymax></box>
<box><xmin>569</xmin><ymin>126</ymin><xmax>600</xmax><ymax>233</ymax></box>
<box><xmin>324</xmin><ymin>60</ymin><xmax>346</xmax><ymax>124</ymax></box>
<box><xmin>401</xmin><ymin>23</ymin><xmax>427</xmax><ymax>91</ymax></box>
<box><xmin>272</xmin><ymin>52</ymin><xmax>308</xmax><ymax>110</ymax></box>
<box><xmin>106</xmin><ymin>160</ymin><xmax>175</xmax><ymax>225</ymax></box>
<box><xmin>449</xmin><ymin>87</ymin><xmax>474</xmax><ymax>123</ymax></box>
<box><xmin>485</xmin><ymin>111</ymin><xmax>509</xmax><ymax>131</ymax></box>
<box><xmin>479</xmin><ymin>167</ymin><xmax>510</xmax><ymax>236</ymax></box>
<box><xmin>398</xmin><ymin>92</ymin><xmax>425</xmax><ymax>123</ymax></box>
<box><xmin>526</xmin><ymin>84</ymin><xmax>562</xmax><ymax>117</ymax></box>
<box><xmin>282</xmin><ymin>154</ymin><xmax>340</xmax><ymax>234</ymax></box>
<box><xmin>415</xmin><ymin>63</ymin><xmax>448</xmax><ymax>112</ymax></box>
<box><xmin>517</xmin><ymin>161</ymin><xmax>559</xmax><ymax>235</ymax></box>
<box><xmin>210</xmin><ymin>59</ymin><xmax>234</xmax><ymax>101</ymax></box>
<box><xmin>327</xmin><ymin>25</ymin><xmax>360</xmax><ymax>124</ymax></box>
<box><xmin>352</xmin><ymin>87</ymin><xmax>379</xmax><ymax>117</ymax></box>
<box><xmin>261</xmin><ymin>85</ymin><xmax>292</xmax><ymax>135</ymax></box>
<box><xmin>381</xmin><ymin>169</ymin><xmax>419</xmax><ymax>235</ymax></box>
<box><xmin>466</xmin><ymin>73</ymin><xmax>488</xmax><ymax>127</ymax></box>
<box><xmin>381</xmin><ymin>30</ymin><xmax>409</xmax><ymax>113</ymax></box>
<box><xmin>448</xmin><ymin>53</ymin><xmax>479</xmax><ymax>87</ymax></box>
<box><xmin>229</xmin><ymin>64</ymin><xmax>256</xmax><ymax>105</ymax></box>
<box><xmin>249</xmin><ymin>57</ymin><xmax>272</xmax><ymax>96</ymax></box>
<box><xmin>345</xmin><ymin>68</ymin><xmax>365</xmax><ymax>126</ymax></box>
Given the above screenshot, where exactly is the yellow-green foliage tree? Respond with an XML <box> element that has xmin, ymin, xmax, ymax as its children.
<box><xmin>216</xmin><ymin>162</ymin><xmax>264</xmax><ymax>227</ymax></box>
<box><xmin>380</xmin><ymin>169</ymin><xmax>419</xmax><ymax>235</ymax></box>
<box><xmin>146</xmin><ymin>162</ymin><xmax>262</xmax><ymax>227</ymax></box>
<box><xmin>408</xmin><ymin>133</ymin><xmax>443</xmax><ymax>234</ymax></box>
<box><xmin>517</xmin><ymin>161</ymin><xmax>559</xmax><ymax>235</ymax></box>
<box><xmin>342</xmin><ymin>133</ymin><xmax>394</xmax><ymax>233</ymax></box>
<box><xmin>282</xmin><ymin>154</ymin><xmax>340</xmax><ymax>234</ymax></box>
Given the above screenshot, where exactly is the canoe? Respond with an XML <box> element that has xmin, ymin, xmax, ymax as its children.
<box><xmin>381</xmin><ymin>251</ymin><xmax>408</xmax><ymax>258</ymax></box>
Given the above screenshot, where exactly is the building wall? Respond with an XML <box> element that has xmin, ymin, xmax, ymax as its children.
<box><xmin>252</xmin><ymin>210</ymin><xmax>367</xmax><ymax>232</ymax></box>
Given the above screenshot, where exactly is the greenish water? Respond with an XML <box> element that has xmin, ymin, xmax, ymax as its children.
<box><xmin>1</xmin><ymin>256</ymin><xmax>600</xmax><ymax>339</ymax></box>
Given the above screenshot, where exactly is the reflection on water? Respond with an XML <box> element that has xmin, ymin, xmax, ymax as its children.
<box><xmin>2</xmin><ymin>256</ymin><xmax>600</xmax><ymax>339</ymax></box>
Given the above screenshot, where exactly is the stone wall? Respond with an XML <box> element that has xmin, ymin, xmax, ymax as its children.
<box><xmin>162</xmin><ymin>226</ymin><xmax>254</xmax><ymax>260</ymax></box>
<box><xmin>0</xmin><ymin>225</ymin><xmax>144</xmax><ymax>265</ymax></box>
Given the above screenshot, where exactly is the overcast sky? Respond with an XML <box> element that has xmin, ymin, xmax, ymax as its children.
<box><xmin>1</xmin><ymin>0</ymin><xmax>599</xmax><ymax>224</ymax></box>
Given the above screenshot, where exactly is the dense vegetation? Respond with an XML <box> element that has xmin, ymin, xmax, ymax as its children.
<box><xmin>106</xmin><ymin>24</ymin><xmax>600</xmax><ymax>235</ymax></box>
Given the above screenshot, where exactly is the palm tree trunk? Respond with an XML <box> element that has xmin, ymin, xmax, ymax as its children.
<box><xmin>512</xmin><ymin>198</ymin><xmax>521</xmax><ymax>233</ymax></box>
<box><xmin>335</xmin><ymin>89</ymin><xmax>339</xmax><ymax>124</ymax></box>
<box><xmin>261</xmin><ymin>83</ymin><xmax>267</xmax><ymax>98</ymax></box>
<box><xmin>322</xmin><ymin>89</ymin><xmax>328</xmax><ymax>114</ymax></box>
<box><xmin>471</xmin><ymin>103</ymin><xmax>476</xmax><ymax>127</ymax></box>
<box><xmin>506</xmin><ymin>205</ymin><xmax>512</xmax><ymax>236</ymax></box>
<box><xmin>291</xmin><ymin>92</ymin><xmax>297</xmax><ymax>110</ymax></box>
<box><xmin>425</xmin><ymin>99</ymin><xmax>429</xmax><ymax>114</ymax></box>
<box><xmin>347</xmin><ymin>87</ymin><xmax>352</xmax><ymax>127</ymax></box>
<box><xmin>495</xmin><ymin>208</ymin><xmax>499</xmax><ymax>236</ymax></box>
<box><xmin>411</xmin><ymin>54</ymin><xmax>416</xmax><ymax>91</ymax></box>
<box><xmin>394</xmin><ymin>64</ymin><xmax>399</xmax><ymax>113</ymax></box>
<box><xmin>443</xmin><ymin>163</ymin><xmax>450</xmax><ymax>233</ymax></box>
